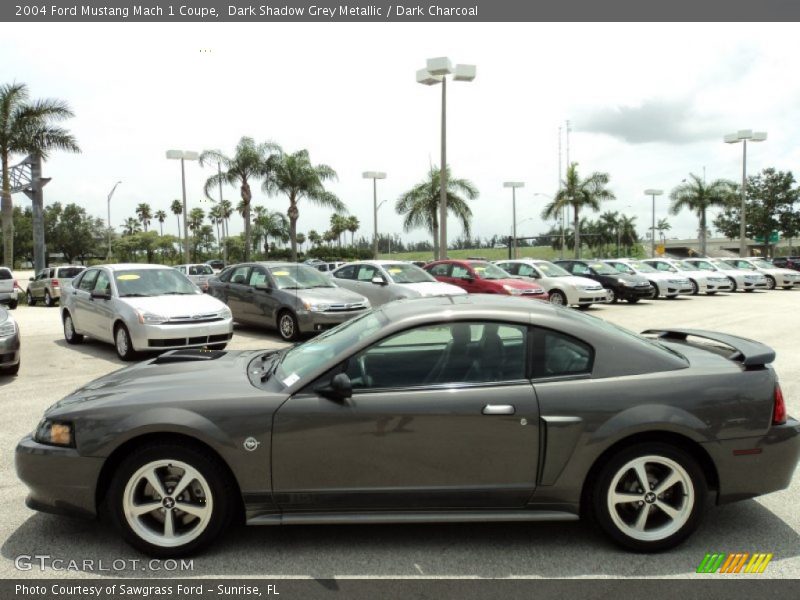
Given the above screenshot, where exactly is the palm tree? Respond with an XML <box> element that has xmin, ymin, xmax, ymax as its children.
<box><xmin>188</xmin><ymin>207</ymin><xmax>205</xmax><ymax>261</ymax></box>
<box><xmin>170</xmin><ymin>199</ymin><xmax>183</xmax><ymax>240</ymax></box>
<box><xmin>395</xmin><ymin>165</ymin><xmax>477</xmax><ymax>259</ymax></box>
<box><xmin>345</xmin><ymin>216</ymin><xmax>360</xmax><ymax>246</ymax></box>
<box><xmin>0</xmin><ymin>82</ymin><xmax>80</xmax><ymax>266</ymax></box>
<box><xmin>669</xmin><ymin>174</ymin><xmax>736</xmax><ymax>255</ymax></box>
<box><xmin>264</xmin><ymin>149</ymin><xmax>344</xmax><ymax>261</ymax></box>
<box><xmin>219</xmin><ymin>199</ymin><xmax>233</xmax><ymax>247</ymax></box>
<box><xmin>308</xmin><ymin>230</ymin><xmax>321</xmax><ymax>246</ymax></box>
<box><xmin>123</xmin><ymin>217</ymin><xmax>141</xmax><ymax>236</ymax></box>
<box><xmin>154</xmin><ymin>210</ymin><xmax>167</xmax><ymax>236</ymax></box>
<box><xmin>330</xmin><ymin>213</ymin><xmax>347</xmax><ymax>247</ymax></box>
<box><xmin>136</xmin><ymin>203</ymin><xmax>152</xmax><ymax>232</ymax></box>
<box><xmin>541</xmin><ymin>163</ymin><xmax>615</xmax><ymax>258</ymax></box>
<box><xmin>200</xmin><ymin>137</ymin><xmax>280</xmax><ymax>261</ymax></box>
<box><xmin>655</xmin><ymin>217</ymin><xmax>671</xmax><ymax>247</ymax></box>
<box><xmin>296</xmin><ymin>232</ymin><xmax>306</xmax><ymax>252</ymax></box>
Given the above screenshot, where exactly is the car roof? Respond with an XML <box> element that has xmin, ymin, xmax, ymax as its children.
<box><xmin>379</xmin><ymin>294</ymin><xmax>558</xmax><ymax>324</ymax></box>
<box><xmin>92</xmin><ymin>264</ymin><xmax>175</xmax><ymax>271</ymax></box>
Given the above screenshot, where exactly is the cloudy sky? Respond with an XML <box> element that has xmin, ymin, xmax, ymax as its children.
<box><xmin>2</xmin><ymin>22</ymin><xmax>800</xmax><ymax>245</ymax></box>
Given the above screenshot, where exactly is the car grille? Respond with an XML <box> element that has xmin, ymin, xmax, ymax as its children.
<box><xmin>164</xmin><ymin>313</ymin><xmax>223</xmax><ymax>324</ymax></box>
<box><xmin>324</xmin><ymin>303</ymin><xmax>368</xmax><ymax>312</ymax></box>
<box><xmin>519</xmin><ymin>289</ymin><xmax>545</xmax><ymax>295</ymax></box>
<box><xmin>0</xmin><ymin>352</ymin><xmax>15</xmax><ymax>362</ymax></box>
<box><xmin>635</xmin><ymin>282</ymin><xmax>651</xmax><ymax>287</ymax></box>
<box><xmin>148</xmin><ymin>332</ymin><xmax>232</xmax><ymax>348</ymax></box>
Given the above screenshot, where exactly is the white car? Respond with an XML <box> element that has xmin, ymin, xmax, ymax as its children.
<box><xmin>494</xmin><ymin>259</ymin><xmax>608</xmax><ymax>308</ymax></box>
<box><xmin>603</xmin><ymin>259</ymin><xmax>693</xmax><ymax>299</ymax></box>
<box><xmin>642</xmin><ymin>258</ymin><xmax>734</xmax><ymax>295</ymax></box>
<box><xmin>330</xmin><ymin>260</ymin><xmax>466</xmax><ymax>307</ymax></box>
<box><xmin>174</xmin><ymin>263</ymin><xmax>216</xmax><ymax>292</ymax></box>
<box><xmin>683</xmin><ymin>258</ymin><xmax>767</xmax><ymax>292</ymax></box>
<box><xmin>61</xmin><ymin>264</ymin><xmax>233</xmax><ymax>360</ymax></box>
<box><xmin>719</xmin><ymin>258</ymin><xmax>800</xmax><ymax>290</ymax></box>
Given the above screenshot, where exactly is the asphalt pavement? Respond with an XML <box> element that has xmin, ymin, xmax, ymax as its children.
<box><xmin>0</xmin><ymin>288</ymin><xmax>798</xmax><ymax>579</ymax></box>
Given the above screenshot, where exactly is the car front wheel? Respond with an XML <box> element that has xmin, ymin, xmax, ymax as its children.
<box><xmin>108</xmin><ymin>443</ymin><xmax>234</xmax><ymax>557</ymax></box>
<box><xmin>592</xmin><ymin>443</ymin><xmax>706</xmax><ymax>552</ymax></box>
<box><xmin>63</xmin><ymin>312</ymin><xmax>84</xmax><ymax>344</ymax></box>
<box><xmin>26</xmin><ymin>291</ymin><xmax>36</xmax><ymax>306</ymax></box>
<box><xmin>548</xmin><ymin>290</ymin><xmax>567</xmax><ymax>306</ymax></box>
<box><xmin>277</xmin><ymin>310</ymin><xmax>300</xmax><ymax>342</ymax></box>
<box><xmin>44</xmin><ymin>290</ymin><xmax>54</xmax><ymax>306</ymax></box>
<box><xmin>114</xmin><ymin>324</ymin><xmax>138</xmax><ymax>361</ymax></box>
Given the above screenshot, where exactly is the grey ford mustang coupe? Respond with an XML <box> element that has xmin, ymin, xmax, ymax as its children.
<box><xmin>16</xmin><ymin>295</ymin><xmax>799</xmax><ymax>557</ymax></box>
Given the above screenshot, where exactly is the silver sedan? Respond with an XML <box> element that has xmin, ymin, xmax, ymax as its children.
<box><xmin>0</xmin><ymin>306</ymin><xmax>20</xmax><ymax>375</ymax></box>
<box><xmin>61</xmin><ymin>264</ymin><xmax>233</xmax><ymax>360</ymax></box>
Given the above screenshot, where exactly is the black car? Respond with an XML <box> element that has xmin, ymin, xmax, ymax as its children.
<box><xmin>555</xmin><ymin>260</ymin><xmax>654</xmax><ymax>303</ymax></box>
<box><xmin>772</xmin><ymin>256</ymin><xmax>800</xmax><ymax>272</ymax></box>
<box><xmin>205</xmin><ymin>259</ymin><xmax>225</xmax><ymax>271</ymax></box>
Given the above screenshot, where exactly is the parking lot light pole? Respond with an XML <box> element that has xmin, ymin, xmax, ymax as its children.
<box><xmin>417</xmin><ymin>57</ymin><xmax>476</xmax><ymax>260</ymax></box>
<box><xmin>644</xmin><ymin>189</ymin><xmax>663</xmax><ymax>257</ymax></box>
<box><xmin>106</xmin><ymin>181</ymin><xmax>122</xmax><ymax>261</ymax></box>
<box><xmin>724</xmin><ymin>130</ymin><xmax>767</xmax><ymax>257</ymax></box>
<box><xmin>363</xmin><ymin>171</ymin><xmax>387</xmax><ymax>259</ymax></box>
<box><xmin>166</xmin><ymin>150</ymin><xmax>199</xmax><ymax>264</ymax></box>
<box><xmin>504</xmin><ymin>182</ymin><xmax>525</xmax><ymax>258</ymax></box>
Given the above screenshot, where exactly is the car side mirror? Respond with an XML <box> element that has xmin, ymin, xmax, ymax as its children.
<box><xmin>316</xmin><ymin>372</ymin><xmax>352</xmax><ymax>402</ymax></box>
<box><xmin>91</xmin><ymin>289</ymin><xmax>111</xmax><ymax>300</ymax></box>
<box><xmin>371</xmin><ymin>276</ymin><xmax>387</xmax><ymax>286</ymax></box>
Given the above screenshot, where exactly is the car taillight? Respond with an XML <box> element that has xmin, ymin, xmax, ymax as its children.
<box><xmin>52</xmin><ymin>279</ymin><xmax>60</xmax><ymax>287</ymax></box>
<box><xmin>773</xmin><ymin>383</ymin><xmax>787</xmax><ymax>425</ymax></box>
<box><xmin>13</xmin><ymin>279</ymin><xmax>20</xmax><ymax>290</ymax></box>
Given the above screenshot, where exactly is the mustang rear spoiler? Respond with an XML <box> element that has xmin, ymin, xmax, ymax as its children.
<box><xmin>641</xmin><ymin>328</ymin><xmax>776</xmax><ymax>367</ymax></box>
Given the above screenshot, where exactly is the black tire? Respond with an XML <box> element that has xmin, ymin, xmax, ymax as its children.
<box><xmin>610</xmin><ymin>288</ymin><xmax>620</xmax><ymax>304</ymax></box>
<box><xmin>106</xmin><ymin>442</ymin><xmax>234</xmax><ymax>558</ymax></box>
<box><xmin>649</xmin><ymin>281</ymin><xmax>659</xmax><ymax>299</ymax></box>
<box><xmin>1</xmin><ymin>361</ymin><xmax>19</xmax><ymax>376</ymax></box>
<box><xmin>44</xmin><ymin>289</ymin><xmax>54</xmax><ymax>307</ymax></box>
<box><xmin>548</xmin><ymin>290</ymin><xmax>567</xmax><ymax>306</ymax></box>
<box><xmin>591</xmin><ymin>442</ymin><xmax>707</xmax><ymax>552</ymax></box>
<box><xmin>782</xmin><ymin>286</ymin><xmax>794</xmax><ymax>290</ymax></box>
<box><xmin>114</xmin><ymin>323</ymin><xmax>138</xmax><ymax>361</ymax></box>
<box><xmin>277</xmin><ymin>310</ymin><xmax>300</xmax><ymax>342</ymax></box>
<box><xmin>8</xmin><ymin>300</ymin><xmax>17</xmax><ymax>310</ymax></box>
<box><xmin>765</xmin><ymin>276</ymin><xmax>776</xmax><ymax>290</ymax></box>
<box><xmin>63</xmin><ymin>311</ymin><xmax>84</xmax><ymax>344</ymax></box>
<box><xmin>690</xmin><ymin>279</ymin><xmax>699</xmax><ymax>295</ymax></box>
<box><xmin>26</xmin><ymin>290</ymin><xmax>36</xmax><ymax>306</ymax></box>
<box><xmin>728</xmin><ymin>277</ymin><xmax>737</xmax><ymax>292</ymax></box>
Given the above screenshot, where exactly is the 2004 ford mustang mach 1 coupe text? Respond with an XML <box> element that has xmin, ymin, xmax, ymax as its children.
<box><xmin>16</xmin><ymin>296</ymin><xmax>800</xmax><ymax>557</ymax></box>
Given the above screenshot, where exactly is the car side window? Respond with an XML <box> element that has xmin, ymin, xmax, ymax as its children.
<box><xmin>654</xmin><ymin>262</ymin><xmax>670</xmax><ymax>271</ymax></box>
<box><xmin>78</xmin><ymin>269</ymin><xmax>99</xmax><ymax>292</ymax></box>
<box><xmin>451</xmin><ymin>265</ymin><xmax>470</xmax><ymax>279</ymax></box>
<box><xmin>532</xmin><ymin>328</ymin><xmax>594</xmax><ymax>378</ymax></box>
<box><xmin>517</xmin><ymin>264</ymin><xmax>538</xmax><ymax>277</ymax></box>
<box><xmin>344</xmin><ymin>321</ymin><xmax>528</xmax><ymax>390</ymax></box>
<box><xmin>249</xmin><ymin>267</ymin><xmax>268</xmax><ymax>287</ymax></box>
<box><xmin>428</xmin><ymin>263</ymin><xmax>451</xmax><ymax>277</ymax></box>
<box><xmin>37</xmin><ymin>269</ymin><xmax>48</xmax><ymax>280</ymax></box>
<box><xmin>217</xmin><ymin>267</ymin><xmax>233</xmax><ymax>282</ymax></box>
<box><xmin>571</xmin><ymin>263</ymin><xmax>589</xmax><ymax>275</ymax></box>
<box><xmin>357</xmin><ymin>265</ymin><xmax>378</xmax><ymax>281</ymax></box>
<box><xmin>334</xmin><ymin>265</ymin><xmax>357</xmax><ymax>279</ymax></box>
<box><xmin>497</xmin><ymin>262</ymin><xmax>516</xmax><ymax>275</ymax></box>
<box><xmin>229</xmin><ymin>266</ymin><xmax>250</xmax><ymax>285</ymax></box>
<box><xmin>93</xmin><ymin>271</ymin><xmax>111</xmax><ymax>294</ymax></box>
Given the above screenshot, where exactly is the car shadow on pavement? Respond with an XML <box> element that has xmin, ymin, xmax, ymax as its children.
<box><xmin>3</xmin><ymin>499</ymin><xmax>798</xmax><ymax>578</ymax></box>
<box><xmin>52</xmin><ymin>338</ymin><xmax>128</xmax><ymax>364</ymax></box>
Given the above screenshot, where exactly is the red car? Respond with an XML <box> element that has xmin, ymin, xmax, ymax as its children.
<box><xmin>424</xmin><ymin>259</ymin><xmax>549</xmax><ymax>300</ymax></box>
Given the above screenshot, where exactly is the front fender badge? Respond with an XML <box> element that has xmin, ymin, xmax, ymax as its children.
<box><xmin>243</xmin><ymin>437</ymin><xmax>260</xmax><ymax>452</ymax></box>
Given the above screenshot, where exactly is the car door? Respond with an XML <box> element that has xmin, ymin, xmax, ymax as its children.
<box><xmin>85</xmin><ymin>269</ymin><xmax>115</xmax><ymax>340</ymax></box>
<box><xmin>223</xmin><ymin>265</ymin><xmax>252</xmax><ymax>322</ymax></box>
<box><xmin>31</xmin><ymin>268</ymin><xmax>48</xmax><ymax>298</ymax></box>
<box><xmin>271</xmin><ymin>321</ymin><xmax>540</xmax><ymax>511</ymax></box>
<box><xmin>426</xmin><ymin>262</ymin><xmax>453</xmax><ymax>284</ymax></box>
<box><xmin>70</xmin><ymin>268</ymin><xmax>99</xmax><ymax>333</ymax></box>
<box><xmin>451</xmin><ymin>264</ymin><xmax>484</xmax><ymax>293</ymax></box>
<box><xmin>247</xmin><ymin>266</ymin><xmax>281</xmax><ymax>326</ymax></box>
<box><xmin>355</xmin><ymin>264</ymin><xmax>394</xmax><ymax>305</ymax></box>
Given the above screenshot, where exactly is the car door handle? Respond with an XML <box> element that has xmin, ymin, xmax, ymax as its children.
<box><xmin>482</xmin><ymin>404</ymin><xmax>515</xmax><ymax>415</ymax></box>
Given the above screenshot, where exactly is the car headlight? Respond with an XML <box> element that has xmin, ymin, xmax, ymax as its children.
<box><xmin>218</xmin><ymin>307</ymin><xmax>232</xmax><ymax>320</ymax></box>
<box><xmin>619</xmin><ymin>279</ymin><xmax>634</xmax><ymax>286</ymax></box>
<box><xmin>136</xmin><ymin>310</ymin><xmax>168</xmax><ymax>324</ymax></box>
<box><xmin>0</xmin><ymin>319</ymin><xmax>16</xmax><ymax>338</ymax></box>
<box><xmin>34</xmin><ymin>419</ymin><xmax>74</xmax><ymax>447</ymax></box>
<box><xmin>502</xmin><ymin>285</ymin><xmax>524</xmax><ymax>295</ymax></box>
<box><xmin>303</xmin><ymin>301</ymin><xmax>331</xmax><ymax>312</ymax></box>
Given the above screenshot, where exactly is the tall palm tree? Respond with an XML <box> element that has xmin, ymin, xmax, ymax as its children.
<box><xmin>329</xmin><ymin>213</ymin><xmax>347</xmax><ymax>247</ymax></box>
<box><xmin>395</xmin><ymin>165</ymin><xmax>477</xmax><ymax>259</ymax></box>
<box><xmin>655</xmin><ymin>217</ymin><xmax>671</xmax><ymax>246</ymax></box>
<box><xmin>135</xmin><ymin>203</ymin><xmax>152</xmax><ymax>232</ymax></box>
<box><xmin>345</xmin><ymin>215</ymin><xmax>360</xmax><ymax>246</ymax></box>
<box><xmin>200</xmin><ymin>137</ymin><xmax>280</xmax><ymax>261</ymax></box>
<box><xmin>123</xmin><ymin>217</ymin><xmax>141</xmax><ymax>236</ymax></box>
<box><xmin>541</xmin><ymin>163</ymin><xmax>615</xmax><ymax>258</ymax></box>
<box><xmin>208</xmin><ymin>204</ymin><xmax>222</xmax><ymax>251</ymax></box>
<box><xmin>0</xmin><ymin>82</ymin><xmax>80</xmax><ymax>266</ymax></box>
<box><xmin>219</xmin><ymin>199</ymin><xmax>233</xmax><ymax>247</ymax></box>
<box><xmin>170</xmin><ymin>199</ymin><xmax>183</xmax><ymax>240</ymax></box>
<box><xmin>188</xmin><ymin>207</ymin><xmax>205</xmax><ymax>261</ymax></box>
<box><xmin>308</xmin><ymin>230</ymin><xmax>321</xmax><ymax>246</ymax></box>
<box><xmin>154</xmin><ymin>209</ymin><xmax>167</xmax><ymax>236</ymax></box>
<box><xmin>669</xmin><ymin>174</ymin><xmax>736</xmax><ymax>255</ymax></box>
<box><xmin>264</xmin><ymin>149</ymin><xmax>344</xmax><ymax>261</ymax></box>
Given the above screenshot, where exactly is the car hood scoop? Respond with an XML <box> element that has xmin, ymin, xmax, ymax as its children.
<box><xmin>151</xmin><ymin>349</ymin><xmax>227</xmax><ymax>364</ymax></box>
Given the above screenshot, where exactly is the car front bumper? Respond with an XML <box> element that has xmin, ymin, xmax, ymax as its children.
<box><xmin>297</xmin><ymin>308</ymin><xmax>370</xmax><ymax>333</ymax></box>
<box><xmin>0</xmin><ymin>332</ymin><xmax>20</xmax><ymax>366</ymax></box>
<box><xmin>705</xmin><ymin>279</ymin><xmax>733</xmax><ymax>292</ymax></box>
<box><xmin>129</xmin><ymin>318</ymin><xmax>234</xmax><ymax>351</ymax></box>
<box><xmin>571</xmin><ymin>289</ymin><xmax>609</xmax><ymax>305</ymax></box>
<box><xmin>15</xmin><ymin>434</ymin><xmax>103</xmax><ymax>519</ymax></box>
<box><xmin>619</xmin><ymin>285</ymin><xmax>654</xmax><ymax>300</ymax></box>
<box><xmin>703</xmin><ymin>418</ymin><xmax>800</xmax><ymax>504</ymax></box>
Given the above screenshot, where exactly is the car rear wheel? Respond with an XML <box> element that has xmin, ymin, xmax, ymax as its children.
<box><xmin>63</xmin><ymin>312</ymin><xmax>84</xmax><ymax>344</ymax></box>
<box><xmin>26</xmin><ymin>290</ymin><xmax>35</xmax><ymax>306</ymax></box>
<box><xmin>44</xmin><ymin>290</ymin><xmax>54</xmax><ymax>307</ymax></box>
<box><xmin>7</xmin><ymin>300</ymin><xmax>16</xmax><ymax>310</ymax></box>
<box><xmin>649</xmin><ymin>282</ymin><xmax>659</xmax><ymax>299</ymax></box>
<box><xmin>592</xmin><ymin>443</ymin><xmax>706</xmax><ymax>552</ymax></box>
<box><xmin>610</xmin><ymin>289</ymin><xmax>620</xmax><ymax>303</ymax></box>
<box><xmin>728</xmin><ymin>277</ymin><xmax>738</xmax><ymax>291</ymax></box>
<box><xmin>765</xmin><ymin>276</ymin><xmax>776</xmax><ymax>290</ymax></box>
<box><xmin>277</xmin><ymin>310</ymin><xmax>299</xmax><ymax>342</ymax></box>
<box><xmin>108</xmin><ymin>443</ymin><xmax>234</xmax><ymax>557</ymax></box>
<box><xmin>689</xmin><ymin>280</ymin><xmax>699</xmax><ymax>295</ymax></box>
<box><xmin>548</xmin><ymin>290</ymin><xmax>567</xmax><ymax>306</ymax></box>
<box><xmin>114</xmin><ymin>324</ymin><xmax>138</xmax><ymax>361</ymax></box>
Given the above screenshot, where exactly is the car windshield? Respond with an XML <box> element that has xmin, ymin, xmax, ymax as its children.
<box><xmin>0</xmin><ymin>269</ymin><xmax>11</xmax><ymax>280</ymax></box>
<box><xmin>592</xmin><ymin>262</ymin><xmax>622</xmax><ymax>275</ymax></box>
<box><xmin>188</xmin><ymin>265</ymin><xmax>214</xmax><ymax>275</ymax></box>
<box><xmin>383</xmin><ymin>263</ymin><xmax>435</xmax><ymax>284</ymax></box>
<box><xmin>721</xmin><ymin>261</ymin><xmax>750</xmax><ymax>270</ymax></box>
<box><xmin>628</xmin><ymin>261</ymin><xmax>658</xmax><ymax>273</ymax></box>
<box><xmin>275</xmin><ymin>310</ymin><xmax>388</xmax><ymax>384</ymax></box>
<box><xmin>535</xmin><ymin>261</ymin><xmax>571</xmax><ymax>277</ymax></box>
<box><xmin>115</xmin><ymin>268</ymin><xmax>198</xmax><ymax>297</ymax></box>
<box><xmin>57</xmin><ymin>267</ymin><xmax>84</xmax><ymax>278</ymax></box>
<box><xmin>751</xmin><ymin>259</ymin><xmax>773</xmax><ymax>269</ymax></box>
<box><xmin>678</xmin><ymin>261</ymin><xmax>700</xmax><ymax>271</ymax></box>
<box><xmin>268</xmin><ymin>265</ymin><xmax>335</xmax><ymax>289</ymax></box>
<box><xmin>469</xmin><ymin>262</ymin><xmax>509</xmax><ymax>280</ymax></box>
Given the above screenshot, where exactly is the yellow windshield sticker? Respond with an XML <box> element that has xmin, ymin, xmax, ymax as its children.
<box><xmin>116</xmin><ymin>274</ymin><xmax>140</xmax><ymax>281</ymax></box>
<box><xmin>272</xmin><ymin>271</ymin><xmax>290</xmax><ymax>276</ymax></box>
<box><xmin>388</xmin><ymin>268</ymin><xmax>402</xmax><ymax>274</ymax></box>
<box><xmin>474</xmin><ymin>267</ymin><xmax>486</xmax><ymax>271</ymax></box>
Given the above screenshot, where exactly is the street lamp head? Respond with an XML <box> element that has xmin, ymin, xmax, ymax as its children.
<box><xmin>426</xmin><ymin>57</ymin><xmax>452</xmax><ymax>76</ymax></box>
<box><xmin>166</xmin><ymin>150</ymin><xmax>199</xmax><ymax>161</ymax></box>
<box><xmin>723</xmin><ymin>133</ymin><xmax>739</xmax><ymax>144</ymax></box>
<box><xmin>362</xmin><ymin>171</ymin><xmax>387</xmax><ymax>180</ymax></box>
<box><xmin>752</xmin><ymin>131</ymin><xmax>768</xmax><ymax>142</ymax></box>
<box><xmin>416</xmin><ymin>68</ymin><xmax>442</xmax><ymax>86</ymax></box>
<box><xmin>503</xmin><ymin>182</ymin><xmax>525</xmax><ymax>188</ymax></box>
<box><xmin>453</xmin><ymin>64</ymin><xmax>477</xmax><ymax>82</ymax></box>
<box><xmin>644</xmin><ymin>189</ymin><xmax>663</xmax><ymax>196</ymax></box>
<box><xmin>724</xmin><ymin>130</ymin><xmax>767</xmax><ymax>143</ymax></box>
